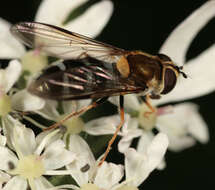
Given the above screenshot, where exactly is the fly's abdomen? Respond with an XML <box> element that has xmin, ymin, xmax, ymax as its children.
<box><xmin>28</xmin><ymin>57</ymin><xmax>143</xmax><ymax>100</ymax></box>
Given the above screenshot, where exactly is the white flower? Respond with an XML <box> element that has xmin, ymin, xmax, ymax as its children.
<box><xmin>35</xmin><ymin>0</ymin><xmax>113</xmax><ymax>38</ymax></box>
<box><xmin>0</xmin><ymin>60</ymin><xmax>44</xmax><ymax>115</ymax></box>
<box><xmin>34</xmin><ymin>99</ymin><xmax>142</xmax><ymax>157</ymax></box>
<box><xmin>66</xmin><ymin>135</ymin><xmax>124</xmax><ymax>190</ymax></box>
<box><xmin>86</xmin><ymin>96</ymin><xmax>208</xmax><ymax>155</ymax></box>
<box><xmin>84</xmin><ymin>113</ymin><xmax>143</xmax><ymax>153</ymax></box>
<box><xmin>58</xmin><ymin>133</ymin><xmax>168</xmax><ymax>190</ymax></box>
<box><xmin>0</xmin><ymin>118</ymin><xmax>74</xmax><ymax>190</ymax></box>
<box><xmin>154</xmin><ymin>0</ymin><xmax>215</xmax><ymax>104</ymax></box>
<box><xmin>0</xmin><ymin>18</ymin><xmax>25</xmax><ymax>59</ymax></box>
<box><xmin>122</xmin><ymin>133</ymin><xmax>168</xmax><ymax>188</ymax></box>
<box><xmin>33</xmin><ymin>99</ymin><xmax>90</xmax><ymax>133</ymax></box>
<box><xmin>0</xmin><ymin>61</ymin><xmax>45</xmax><ymax>136</ymax></box>
<box><xmin>126</xmin><ymin>96</ymin><xmax>208</xmax><ymax>152</ymax></box>
<box><xmin>81</xmin><ymin>1</ymin><xmax>213</xmax><ymax>160</ymax></box>
<box><xmin>156</xmin><ymin>103</ymin><xmax>208</xmax><ymax>151</ymax></box>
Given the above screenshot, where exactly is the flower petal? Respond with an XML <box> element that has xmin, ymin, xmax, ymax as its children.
<box><xmin>11</xmin><ymin>89</ymin><xmax>45</xmax><ymax>111</ymax></box>
<box><xmin>136</xmin><ymin>131</ymin><xmax>154</xmax><ymax>154</ymax></box>
<box><xmin>85</xmin><ymin>114</ymin><xmax>131</xmax><ymax>136</ymax></box>
<box><xmin>118</xmin><ymin>118</ymin><xmax>142</xmax><ymax>153</ymax></box>
<box><xmin>156</xmin><ymin>103</ymin><xmax>208</xmax><ymax>151</ymax></box>
<box><xmin>34</xmin><ymin>176</ymin><xmax>54</xmax><ymax>189</ymax></box>
<box><xmin>157</xmin><ymin>159</ymin><xmax>166</xmax><ymax>170</ymax></box>
<box><xmin>167</xmin><ymin>135</ymin><xmax>196</xmax><ymax>152</ymax></box>
<box><xmin>0</xmin><ymin>134</ymin><xmax>6</xmax><ymax>146</ymax></box>
<box><xmin>67</xmin><ymin>135</ymin><xmax>96</xmax><ymax>186</ymax></box>
<box><xmin>48</xmin><ymin>184</ymin><xmax>80</xmax><ymax>190</ymax></box>
<box><xmin>12</xmin><ymin>125</ymin><xmax>36</xmax><ymax>157</ymax></box>
<box><xmin>43</xmin><ymin>139</ymin><xmax>74</xmax><ymax>170</ymax></box>
<box><xmin>2</xmin><ymin>115</ymin><xmax>24</xmax><ymax>150</ymax></box>
<box><xmin>94</xmin><ymin>162</ymin><xmax>124</xmax><ymax>189</ymax></box>
<box><xmin>187</xmin><ymin>106</ymin><xmax>209</xmax><ymax>143</ymax></box>
<box><xmin>125</xmin><ymin>133</ymin><xmax>168</xmax><ymax>187</ymax></box>
<box><xmin>35</xmin><ymin>130</ymin><xmax>62</xmax><ymax>153</ymax></box>
<box><xmin>0</xmin><ymin>171</ymin><xmax>10</xmax><ymax>188</ymax></box>
<box><xmin>0</xmin><ymin>60</ymin><xmax>22</xmax><ymax>93</ymax></box>
<box><xmin>84</xmin><ymin>115</ymin><xmax>121</xmax><ymax>135</ymax></box>
<box><xmin>145</xmin><ymin>133</ymin><xmax>168</xmax><ymax>173</ymax></box>
<box><xmin>34</xmin><ymin>100</ymin><xmax>59</xmax><ymax>121</ymax></box>
<box><xmin>62</xmin><ymin>99</ymin><xmax>91</xmax><ymax>114</ymax></box>
<box><xmin>35</xmin><ymin>129</ymin><xmax>61</xmax><ymax>155</ymax></box>
<box><xmin>125</xmin><ymin>148</ymin><xmax>146</xmax><ymax>187</ymax></box>
<box><xmin>137</xmin><ymin>131</ymin><xmax>167</xmax><ymax>170</ymax></box>
<box><xmin>155</xmin><ymin>45</ymin><xmax>215</xmax><ymax>105</ymax></box>
<box><xmin>109</xmin><ymin>94</ymin><xmax>141</xmax><ymax>111</ymax></box>
<box><xmin>159</xmin><ymin>1</ymin><xmax>215</xmax><ymax>64</ymax></box>
<box><xmin>35</xmin><ymin>0</ymin><xmax>88</xmax><ymax>25</ymax></box>
<box><xmin>2</xmin><ymin>176</ymin><xmax>27</xmax><ymax>190</ymax></box>
<box><xmin>0</xmin><ymin>146</ymin><xmax>18</xmax><ymax>171</ymax></box>
<box><xmin>65</xmin><ymin>0</ymin><xmax>113</xmax><ymax>37</ymax></box>
<box><xmin>0</xmin><ymin>18</ymin><xmax>25</xmax><ymax>59</ymax></box>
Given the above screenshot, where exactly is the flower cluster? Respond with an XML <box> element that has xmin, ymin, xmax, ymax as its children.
<box><xmin>0</xmin><ymin>1</ymin><xmax>215</xmax><ymax>190</ymax></box>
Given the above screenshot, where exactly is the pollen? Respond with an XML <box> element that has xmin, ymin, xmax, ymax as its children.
<box><xmin>80</xmin><ymin>183</ymin><xmax>100</xmax><ymax>190</ymax></box>
<box><xmin>15</xmin><ymin>154</ymin><xmax>45</xmax><ymax>179</ymax></box>
<box><xmin>21</xmin><ymin>50</ymin><xmax>48</xmax><ymax>73</ymax></box>
<box><xmin>0</xmin><ymin>94</ymin><xmax>11</xmax><ymax>116</ymax></box>
<box><xmin>62</xmin><ymin>116</ymin><xmax>84</xmax><ymax>134</ymax></box>
<box><xmin>138</xmin><ymin>103</ymin><xmax>157</xmax><ymax>130</ymax></box>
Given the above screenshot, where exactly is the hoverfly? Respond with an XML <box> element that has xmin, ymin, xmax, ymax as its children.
<box><xmin>11</xmin><ymin>22</ymin><xmax>187</xmax><ymax>165</ymax></box>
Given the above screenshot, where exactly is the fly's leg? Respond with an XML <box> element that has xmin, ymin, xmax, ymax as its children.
<box><xmin>44</xmin><ymin>97</ymin><xmax>108</xmax><ymax>131</ymax></box>
<box><xmin>143</xmin><ymin>95</ymin><xmax>157</xmax><ymax>118</ymax></box>
<box><xmin>98</xmin><ymin>95</ymin><xmax>125</xmax><ymax>166</ymax></box>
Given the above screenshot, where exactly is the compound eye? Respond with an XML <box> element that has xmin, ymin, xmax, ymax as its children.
<box><xmin>157</xmin><ymin>53</ymin><xmax>172</xmax><ymax>62</ymax></box>
<box><xmin>161</xmin><ymin>68</ymin><xmax>177</xmax><ymax>94</ymax></box>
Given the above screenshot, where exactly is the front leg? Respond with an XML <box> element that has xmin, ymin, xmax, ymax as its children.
<box><xmin>143</xmin><ymin>95</ymin><xmax>157</xmax><ymax>118</ymax></box>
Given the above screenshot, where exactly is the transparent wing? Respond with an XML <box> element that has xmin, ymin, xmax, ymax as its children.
<box><xmin>28</xmin><ymin>58</ymin><xmax>145</xmax><ymax>100</ymax></box>
<box><xmin>11</xmin><ymin>22</ymin><xmax>126</xmax><ymax>63</ymax></box>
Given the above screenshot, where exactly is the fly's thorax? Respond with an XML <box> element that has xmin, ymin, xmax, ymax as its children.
<box><xmin>125</xmin><ymin>52</ymin><xmax>182</xmax><ymax>96</ymax></box>
<box><xmin>126</xmin><ymin>53</ymin><xmax>163</xmax><ymax>90</ymax></box>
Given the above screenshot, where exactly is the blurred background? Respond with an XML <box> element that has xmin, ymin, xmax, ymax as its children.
<box><xmin>0</xmin><ymin>0</ymin><xmax>215</xmax><ymax>189</ymax></box>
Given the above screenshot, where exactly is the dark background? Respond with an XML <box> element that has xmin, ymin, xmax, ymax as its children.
<box><xmin>1</xmin><ymin>0</ymin><xmax>215</xmax><ymax>189</ymax></box>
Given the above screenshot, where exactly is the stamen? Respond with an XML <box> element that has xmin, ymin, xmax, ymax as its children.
<box><xmin>15</xmin><ymin>155</ymin><xmax>45</xmax><ymax>179</ymax></box>
<box><xmin>61</xmin><ymin>116</ymin><xmax>84</xmax><ymax>135</ymax></box>
<box><xmin>138</xmin><ymin>103</ymin><xmax>157</xmax><ymax>130</ymax></box>
<box><xmin>21</xmin><ymin>50</ymin><xmax>48</xmax><ymax>73</ymax></box>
